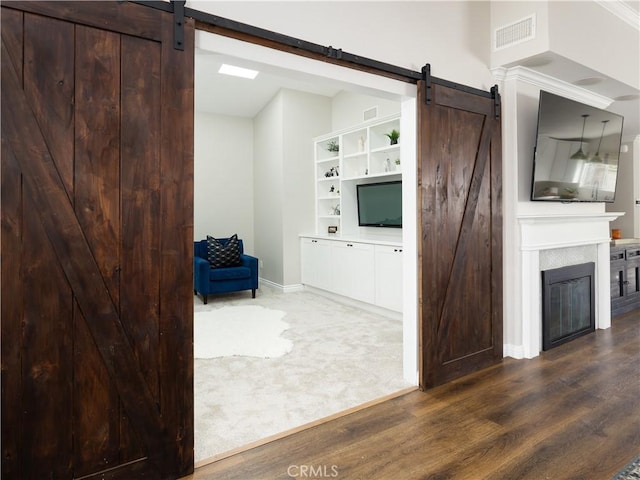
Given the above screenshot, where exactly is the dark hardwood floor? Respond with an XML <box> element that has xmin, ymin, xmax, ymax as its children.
<box><xmin>185</xmin><ymin>309</ymin><xmax>639</xmax><ymax>480</ymax></box>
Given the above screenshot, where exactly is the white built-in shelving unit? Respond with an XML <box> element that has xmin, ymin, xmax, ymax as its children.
<box><xmin>304</xmin><ymin>115</ymin><xmax>404</xmax><ymax>313</ymax></box>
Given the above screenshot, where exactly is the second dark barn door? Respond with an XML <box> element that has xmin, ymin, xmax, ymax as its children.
<box><xmin>418</xmin><ymin>81</ymin><xmax>503</xmax><ymax>389</ymax></box>
<box><xmin>1</xmin><ymin>2</ymin><xmax>194</xmax><ymax>478</ymax></box>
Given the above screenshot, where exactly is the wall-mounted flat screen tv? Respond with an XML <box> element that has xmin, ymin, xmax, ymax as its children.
<box><xmin>357</xmin><ymin>181</ymin><xmax>402</xmax><ymax>228</ymax></box>
<box><xmin>531</xmin><ymin>91</ymin><xmax>624</xmax><ymax>202</ymax></box>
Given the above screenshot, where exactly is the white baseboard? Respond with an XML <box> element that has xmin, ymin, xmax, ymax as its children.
<box><xmin>303</xmin><ymin>285</ymin><xmax>402</xmax><ymax>320</ymax></box>
<box><xmin>259</xmin><ymin>277</ymin><xmax>304</xmax><ymax>293</ymax></box>
<box><xmin>503</xmin><ymin>344</ymin><xmax>525</xmax><ymax>359</ymax></box>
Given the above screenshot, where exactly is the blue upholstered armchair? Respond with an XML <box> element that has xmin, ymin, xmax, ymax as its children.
<box><xmin>194</xmin><ymin>237</ymin><xmax>259</xmax><ymax>304</ymax></box>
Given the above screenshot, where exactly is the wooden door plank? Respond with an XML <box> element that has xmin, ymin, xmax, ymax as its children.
<box><xmin>434</xmin><ymin>84</ymin><xmax>493</xmax><ymax>116</ymax></box>
<box><xmin>24</xmin><ymin>13</ymin><xmax>75</xmax><ymax>196</ymax></box>
<box><xmin>17</xmin><ymin>14</ymin><xmax>78</xmax><ymax>477</ymax></box>
<box><xmin>75</xmin><ymin>25</ymin><xmax>122</xmax><ymax>301</ymax></box>
<box><xmin>1</xmin><ymin>39</ymin><xmax>171</xmax><ymax>475</ymax></box>
<box><xmin>73</xmin><ymin>301</ymin><xmax>123</xmax><ymax>477</ymax></box>
<box><xmin>20</xmin><ymin>196</ymin><xmax>75</xmax><ymax>479</ymax></box>
<box><xmin>1</xmin><ymin>8</ymin><xmax>23</xmax><ymax>84</ymax></box>
<box><xmin>158</xmin><ymin>14</ymin><xmax>195</xmax><ymax>476</ymax></box>
<box><xmin>2</xmin><ymin>1</ymin><xmax>162</xmax><ymax>41</ymax></box>
<box><xmin>1</xmin><ymin>132</ymin><xmax>24</xmax><ymax>480</ymax></box>
<box><xmin>119</xmin><ymin>33</ymin><xmax>163</xmax><ymax>463</ymax></box>
<box><xmin>0</xmin><ymin>12</ymin><xmax>24</xmax><ymax>478</ymax></box>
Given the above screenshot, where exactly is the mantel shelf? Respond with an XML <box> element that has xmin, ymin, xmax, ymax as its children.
<box><xmin>519</xmin><ymin>212</ymin><xmax>626</xmax><ymax>252</ymax></box>
<box><xmin>518</xmin><ymin>212</ymin><xmax>625</xmax><ymax>224</ymax></box>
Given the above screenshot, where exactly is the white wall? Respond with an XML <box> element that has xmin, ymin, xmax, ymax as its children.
<box><xmin>608</xmin><ymin>141</ymin><xmax>637</xmax><ymax>237</ymax></box>
<box><xmin>252</xmin><ymin>89</ymin><xmax>332</xmax><ymax>287</ymax></box>
<box><xmin>254</xmin><ymin>92</ymin><xmax>285</xmax><ymax>284</ymax></box>
<box><xmin>607</xmin><ymin>136</ymin><xmax>640</xmax><ymax>238</ymax></box>
<box><xmin>330</xmin><ymin>91</ymin><xmax>400</xmax><ymax>131</ymax></box>
<box><xmin>282</xmin><ymin>89</ymin><xmax>332</xmax><ymax>286</ymax></box>
<box><xmin>636</xmin><ymin>136</ymin><xmax>640</xmax><ymax>239</ymax></box>
<box><xmin>194</xmin><ymin>112</ymin><xmax>255</xmax><ymax>252</ymax></box>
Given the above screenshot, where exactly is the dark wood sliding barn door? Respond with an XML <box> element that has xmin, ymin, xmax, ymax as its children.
<box><xmin>418</xmin><ymin>81</ymin><xmax>503</xmax><ymax>389</ymax></box>
<box><xmin>1</xmin><ymin>2</ymin><xmax>194</xmax><ymax>478</ymax></box>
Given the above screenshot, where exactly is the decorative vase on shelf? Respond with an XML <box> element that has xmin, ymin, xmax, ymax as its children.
<box><xmin>384</xmin><ymin>157</ymin><xmax>391</xmax><ymax>172</ymax></box>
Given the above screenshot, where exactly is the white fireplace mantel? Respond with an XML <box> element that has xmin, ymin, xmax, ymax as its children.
<box><xmin>516</xmin><ymin>212</ymin><xmax>625</xmax><ymax>358</ymax></box>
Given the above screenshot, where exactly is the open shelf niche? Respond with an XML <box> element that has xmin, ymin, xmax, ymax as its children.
<box><xmin>313</xmin><ymin>114</ymin><xmax>401</xmax><ymax>236</ymax></box>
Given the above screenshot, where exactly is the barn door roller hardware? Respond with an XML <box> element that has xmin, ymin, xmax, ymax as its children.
<box><xmin>172</xmin><ymin>0</ymin><xmax>185</xmax><ymax>50</ymax></box>
<box><xmin>491</xmin><ymin>84</ymin><xmax>501</xmax><ymax>120</ymax></box>
<box><xmin>326</xmin><ymin>46</ymin><xmax>343</xmax><ymax>60</ymax></box>
<box><xmin>422</xmin><ymin>64</ymin><xmax>432</xmax><ymax>104</ymax></box>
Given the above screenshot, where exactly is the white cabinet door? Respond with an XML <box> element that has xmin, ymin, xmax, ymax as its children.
<box><xmin>375</xmin><ymin>245</ymin><xmax>403</xmax><ymax>312</ymax></box>
<box><xmin>332</xmin><ymin>241</ymin><xmax>375</xmax><ymax>303</ymax></box>
<box><xmin>301</xmin><ymin>238</ymin><xmax>333</xmax><ymax>291</ymax></box>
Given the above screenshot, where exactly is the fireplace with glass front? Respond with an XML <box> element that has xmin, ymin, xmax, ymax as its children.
<box><xmin>541</xmin><ymin>262</ymin><xmax>595</xmax><ymax>351</ymax></box>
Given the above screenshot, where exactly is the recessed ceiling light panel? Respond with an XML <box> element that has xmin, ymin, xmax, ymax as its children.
<box><xmin>218</xmin><ymin>64</ymin><xmax>259</xmax><ymax>79</ymax></box>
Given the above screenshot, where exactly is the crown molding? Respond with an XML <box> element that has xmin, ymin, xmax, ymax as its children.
<box><xmin>491</xmin><ymin>66</ymin><xmax>614</xmax><ymax>109</ymax></box>
<box><xmin>594</xmin><ymin>0</ymin><xmax>640</xmax><ymax>31</ymax></box>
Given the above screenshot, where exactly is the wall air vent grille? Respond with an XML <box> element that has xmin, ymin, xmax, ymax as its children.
<box><xmin>363</xmin><ymin>106</ymin><xmax>378</xmax><ymax>121</ymax></box>
<box><xmin>494</xmin><ymin>15</ymin><xmax>536</xmax><ymax>50</ymax></box>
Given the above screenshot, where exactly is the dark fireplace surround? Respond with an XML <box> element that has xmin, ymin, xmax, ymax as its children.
<box><xmin>541</xmin><ymin>262</ymin><xmax>596</xmax><ymax>351</ymax></box>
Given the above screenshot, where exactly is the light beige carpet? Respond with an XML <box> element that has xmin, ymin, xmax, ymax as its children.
<box><xmin>194</xmin><ymin>284</ymin><xmax>411</xmax><ymax>463</ymax></box>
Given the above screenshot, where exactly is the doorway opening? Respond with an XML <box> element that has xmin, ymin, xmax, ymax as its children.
<box><xmin>193</xmin><ymin>29</ymin><xmax>418</xmax><ymax>465</ymax></box>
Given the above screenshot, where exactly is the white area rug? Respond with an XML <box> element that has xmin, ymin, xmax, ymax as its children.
<box><xmin>194</xmin><ymin>305</ymin><xmax>292</xmax><ymax>359</ymax></box>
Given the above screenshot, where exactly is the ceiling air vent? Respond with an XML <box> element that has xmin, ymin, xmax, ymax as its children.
<box><xmin>494</xmin><ymin>14</ymin><xmax>536</xmax><ymax>50</ymax></box>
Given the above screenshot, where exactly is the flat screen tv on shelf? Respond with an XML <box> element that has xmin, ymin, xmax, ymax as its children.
<box><xmin>357</xmin><ymin>181</ymin><xmax>402</xmax><ymax>228</ymax></box>
<box><xmin>531</xmin><ymin>91</ymin><xmax>624</xmax><ymax>203</ymax></box>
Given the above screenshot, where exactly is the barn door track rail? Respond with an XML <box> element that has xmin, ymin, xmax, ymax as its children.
<box><xmin>135</xmin><ymin>0</ymin><xmax>500</xmax><ymax>116</ymax></box>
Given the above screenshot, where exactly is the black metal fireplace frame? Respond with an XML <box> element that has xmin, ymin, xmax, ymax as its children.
<box><xmin>541</xmin><ymin>262</ymin><xmax>596</xmax><ymax>351</ymax></box>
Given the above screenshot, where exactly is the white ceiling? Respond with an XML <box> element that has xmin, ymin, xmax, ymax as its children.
<box><xmin>195</xmin><ymin>48</ymin><xmax>343</xmax><ymax>118</ymax></box>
